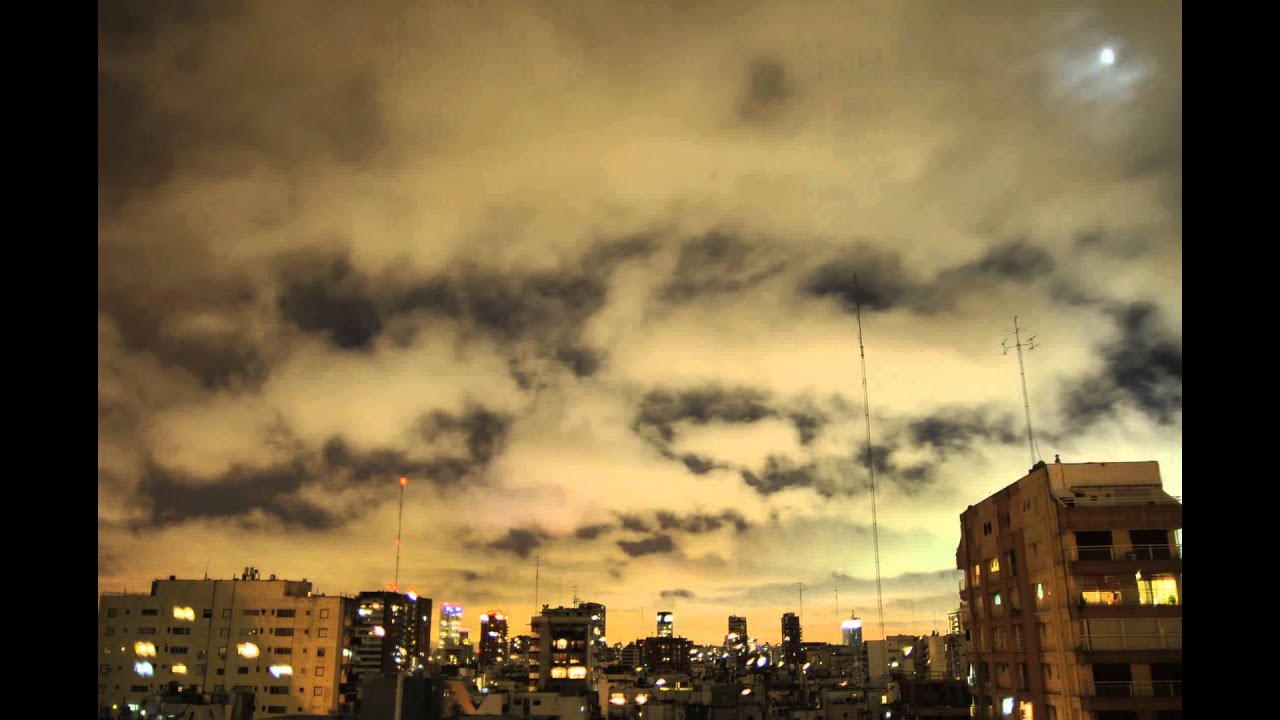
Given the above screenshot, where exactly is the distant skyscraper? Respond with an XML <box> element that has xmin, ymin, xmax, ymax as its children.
<box><xmin>656</xmin><ymin>611</ymin><xmax>674</xmax><ymax>638</ymax></box>
<box><xmin>841</xmin><ymin>612</ymin><xmax>863</xmax><ymax>648</ymax></box>
<box><xmin>781</xmin><ymin>612</ymin><xmax>803</xmax><ymax>664</ymax></box>
<box><xmin>728</xmin><ymin>615</ymin><xmax>747</xmax><ymax>643</ymax></box>
<box><xmin>479</xmin><ymin>611</ymin><xmax>509</xmax><ymax>666</ymax></box>
<box><xmin>439</xmin><ymin>602</ymin><xmax>464</xmax><ymax>646</ymax></box>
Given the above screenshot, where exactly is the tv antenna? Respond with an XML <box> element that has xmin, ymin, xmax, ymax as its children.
<box><xmin>394</xmin><ymin>476</ymin><xmax>407</xmax><ymax>592</ymax></box>
<box><xmin>853</xmin><ymin>275</ymin><xmax>886</xmax><ymax>642</ymax></box>
<box><xmin>1002</xmin><ymin>316</ymin><xmax>1042</xmax><ymax>466</ymax></box>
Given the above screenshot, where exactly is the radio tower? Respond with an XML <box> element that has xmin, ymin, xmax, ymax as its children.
<box><xmin>854</xmin><ymin>276</ymin><xmax>886</xmax><ymax>642</ymax></box>
<box><xmin>1002</xmin><ymin>316</ymin><xmax>1041</xmax><ymax>466</ymax></box>
<box><xmin>394</xmin><ymin>476</ymin><xmax>407</xmax><ymax>592</ymax></box>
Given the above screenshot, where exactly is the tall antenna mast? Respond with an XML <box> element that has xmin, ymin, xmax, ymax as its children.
<box><xmin>854</xmin><ymin>275</ymin><xmax>886</xmax><ymax>642</ymax></box>
<box><xmin>535</xmin><ymin>555</ymin><xmax>541</xmax><ymax>610</ymax></box>
<box><xmin>1002</xmin><ymin>316</ymin><xmax>1041</xmax><ymax>466</ymax></box>
<box><xmin>394</xmin><ymin>476</ymin><xmax>407</xmax><ymax>591</ymax></box>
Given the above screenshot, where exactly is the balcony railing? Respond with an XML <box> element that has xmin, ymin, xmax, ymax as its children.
<box><xmin>1067</xmin><ymin>544</ymin><xmax>1182</xmax><ymax>562</ymax></box>
<box><xmin>1078</xmin><ymin>633</ymin><xmax>1182</xmax><ymax>651</ymax></box>
<box><xmin>1086</xmin><ymin>680</ymin><xmax>1183</xmax><ymax>698</ymax></box>
<box><xmin>1057</xmin><ymin>493</ymin><xmax>1182</xmax><ymax>508</ymax></box>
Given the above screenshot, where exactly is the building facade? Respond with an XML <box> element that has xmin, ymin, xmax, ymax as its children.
<box><xmin>780</xmin><ymin>613</ymin><xmax>803</xmax><ymax>665</ymax></box>
<box><xmin>956</xmin><ymin>460</ymin><xmax>1182</xmax><ymax>720</ymax></box>
<box><xmin>480</xmin><ymin>612</ymin><xmax>511</xmax><ymax>667</ymax></box>
<box><xmin>97</xmin><ymin>569</ymin><xmax>349</xmax><ymax>718</ymax></box>
<box><xmin>530</xmin><ymin>602</ymin><xmax>607</xmax><ymax>697</ymax></box>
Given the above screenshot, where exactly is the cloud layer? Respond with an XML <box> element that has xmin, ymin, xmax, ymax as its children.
<box><xmin>99</xmin><ymin>0</ymin><xmax>1181</xmax><ymax>645</ymax></box>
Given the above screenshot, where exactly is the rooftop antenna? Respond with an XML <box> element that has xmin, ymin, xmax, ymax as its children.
<box><xmin>394</xmin><ymin>476</ymin><xmax>408</xmax><ymax>592</ymax></box>
<box><xmin>854</xmin><ymin>274</ymin><xmax>886</xmax><ymax>642</ymax></box>
<box><xmin>798</xmin><ymin>582</ymin><xmax>804</xmax><ymax>622</ymax></box>
<box><xmin>1002</xmin><ymin>316</ymin><xmax>1042</xmax><ymax>466</ymax></box>
<box><xmin>535</xmin><ymin>554</ymin><xmax>541</xmax><ymax>609</ymax></box>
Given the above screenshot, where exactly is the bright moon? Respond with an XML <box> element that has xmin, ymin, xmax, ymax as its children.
<box><xmin>1099</xmin><ymin>47</ymin><xmax>1116</xmax><ymax>65</ymax></box>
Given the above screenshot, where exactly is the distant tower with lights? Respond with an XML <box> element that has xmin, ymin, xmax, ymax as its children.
<box><xmin>781</xmin><ymin>612</ymin><xmax>803</xmax><ymax>664</ymax></box>
<box><xmin>841</xmin><ymin>611</ymin><xmax>864</xmax><ymax>648</ymax></box>
<box><xmin>656</xmin><ymin>610</ymin><xmax>674</xmax><ymax>638</ymax></box>
<box><xmin>478</xmin><ymin>611</ymin><xmax>510</xmax><ymax>667</ymax></box>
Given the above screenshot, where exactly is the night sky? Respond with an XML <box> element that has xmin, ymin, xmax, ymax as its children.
<box><xmin>98</xmin><ymin>0</ymin><xmax>1182</xmax><ymax>646</ymax></box>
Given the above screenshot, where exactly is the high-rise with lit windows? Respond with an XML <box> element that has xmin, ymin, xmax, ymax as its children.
<box><xmin>781</xmin><ymin>612</ymin><xmax>803</xmax><ymax>665</ymax></box>
<box><xmin>529</xmin><ymin>601</ymin><xmax>606</xmax><ymax>697</ymax></box>
<box><xmin>479</xmin><ymin>612</ymin><xmax>510</xmax><ymax>667</ymax></box>
<box><xmin>956</xmin><ymin>459</ymin><xmax>1182</xmax><ymax>720</ymax></box>
<box><xmin>655</xmin><ymin>611</ymin><xmax>674</xmax><ymax>638</ymax></box>
<box><xmin>96</xmin><ymin>568</ymin><xmax>349</xmax><ymax>719</ymax></box>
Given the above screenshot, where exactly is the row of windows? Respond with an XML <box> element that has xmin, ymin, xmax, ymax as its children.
<box><xmin>106</xmin><ymin>607</ymin><xmax>324</xmax><ymax>619</ymax></box>
<box><xmin>98</xmin><ymin>683</ymin><xmax>328</xmax><ymax>698</ymax></box>
<box><xmin>104</xmin><ymin>626</ymin><xmax>330</xmax><ymax>640</ymax></box>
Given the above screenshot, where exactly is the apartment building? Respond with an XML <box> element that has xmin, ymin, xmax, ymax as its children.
<box><xmin>97</xmin><ymin>568</ymin><xmax>350</xmax><ymax>718</ymax></box>
<box><xmin>956</xmin><ymin>460</ymin><xmax>1182</xmax><ymax>720</ymax></box>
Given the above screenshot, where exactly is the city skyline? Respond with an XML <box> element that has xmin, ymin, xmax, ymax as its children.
<box><xmin>98</xmin><ymin>1</ymin><xmax>1182</xmax><ymax>648</ymax></box>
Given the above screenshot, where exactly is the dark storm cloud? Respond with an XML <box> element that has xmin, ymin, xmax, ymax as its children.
<box><xmin>275</xmin><ymin>246</ymin><xmax>614</xmax><ymax>374</ymax></box>
<box><xmin>632</xmin><ymin>386</ymin><xmax>775</xmax><ymax>448</ymax></box>
<box><xmin>618</xmin><ymin>534</ymin><xmax>677</xmax><ymax>557</ymax></box>
<box><xmin>486</xmin><ymin>527</ymin><xmax>552</xmax><ymax>559</ymax></box>
<box><xmin>908</xmin><ymin>407</ymin><xmax>1020</xmax><ymax>457</ymax></box>
<box><xmin>739</xmin><ymin>57</ymin><xmax>793</xmax><ymax>123</ymax></box>
<box><xmin>417</xmin><ymin>405</ymin><xmax>513</xmax><ymax>466</ymax></box>
<box><xmin>556</xmin><ymin>345</ymin><xmax>604</xmax><ymax>378</ymax></box>
<box><xmin>740</xmin><ymin>456</ymin><xmax>820</xmax><ymax>496</ymax></box>
<box><xmin>659</xmin><ymin>232</ymin><xmax>788</xmax><ymax>303</ymax></box>
<box><xmin>99</xmin><ymin>251</ymin><xmax>268</xmax><ymax>390</ymax></box>
<box><xmin>856</xmin><ymin>443</ymin><xmax>936</xmax><ymax>496</ymax></box>
<box><xmin>617</xmin><ymin>513</ymin><xmax>651</xmax><ymax>533</ymax></box>
<box><xmin>680</xmin><ymin>453</ymin><xmax>722</xmax><ymax>475</ymax></box>
<box><xmin>139</xmin><ymin>459</ymin><xmax>340</xmax><ymax>530</ymax></box>
<box><xmin>806</xmin><ymin>240</ymin><xmax>1057</xmax><ymax>315</ymax></box>
<box><xmin>574</xmin><ymin>510</ymin><xmax>749</xmax><ymax>543</ymax></box>
<box><xmin>98</xmin><ymin>72</ymin><xmax>185</xmax><ymax>213</ymax></box>
<box><xmin>574</xmin><ymin>524</ymin><xmax>612</xmax><ymax>541</ymax></box>
<box><xmin>946</xmin><ymin>239</ymin><xmax>1055</xmax><ymax>283</ymax></box>
<box><xmin>277</xmin><ymin>249</ymin><xmax>383</xmax><ymax>350</ymax></box>
<box><xmin>660</xmin><ymin>588</ymin><xmax>696</xmax><ymax>600</ymax></box>
<box><xmin>654</xmin><ymin>510</ymin><xmax>751</xmax><ymax>534</ymax></box>
<box><xmin>803</xmin><ymin>244</ymin><xmax>916</xmax><ymax>311</ymax></box>
<box><xmin>788</xmin><ymin>409</ymin><xmax>827</xmax><ymax>446</ymax></box>
<box><xmin>1062</xmin><ymin>302</ymin><xmax>1182</xmax><ymax>428</ymax></box>
<box><xmin>460</xmin><ymin>570</ymin><xmax>483</xmax><ymax>583</ymax></box>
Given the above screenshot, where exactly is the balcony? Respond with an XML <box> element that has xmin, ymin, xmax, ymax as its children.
<box><xmin>1067</xmin><ymin>544</ymin><xmax>1182</xmax><ymax>562</ymax></box>
<box><xmin>1088</xmin><ymin>680</ymin><xmax>1182</xmax><ymax>698</ymax></box>
<box><xmin>1078</xmin><ymin>632</ymin><xmax>1182</xmax><ymax>651</ymax></box>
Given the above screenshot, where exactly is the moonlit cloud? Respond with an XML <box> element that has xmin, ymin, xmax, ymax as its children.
<box><xmin>99</xmin><ymin>0</ymin><xmax>1180</xmax><ymax>644</ymax></box>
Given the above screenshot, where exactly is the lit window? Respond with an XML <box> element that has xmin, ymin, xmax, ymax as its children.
<box><xmin>993</xmin><ymin>593</ymin><xmax>1002</xmax><ymax>606</ymax></box>
<box><xmin>550</xmin><ymin>667</ymin><xmax>568</xmax><ymax>679</ymax></box>
<box><xmin>988</xmin><ymin>557</ymin><xmax>1000</xmax><ymax>572</ymax></box>
<box><xmin>173</xmin><ymin>606</ymin><xmax>195</xmax><ymax>622</ymax></box>
<box><xmin>568</xmin><ymin>666</ymin><xmax>587</xmax><ymax>679</ymax></box>
<box><xmin>172</xmin><ymin>663</ymin><xmax>188</xmax><ymax>675</ymax></box>
<box><xmin>237</xmin><ymin>643</ymin><xmax>260</xmax><ymax>659</ymax></box>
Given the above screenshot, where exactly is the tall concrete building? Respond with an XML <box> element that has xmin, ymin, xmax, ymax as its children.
<box><xmin>479</xmin><ymin>611</ymin><xmax>511</xmax><ymax>668</ymax></box>
<box><xmin>96</xmin><ymin>569</ymin><xmax>349</xmax><ymax>718</ymax></box>
<box><xmin>780</xmin><ymin>612</ymin><xmax>803</xmax><ymax>665</ymax></box>
<box><xmin>529</xmin><ymin>602</ymin><xmax>607</xmax><ymax>697</ymax></box>
<box><xmin>956</xmin><ymin>459</ymin><xmax>1182</xmax><ymax>720</ymax></box>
